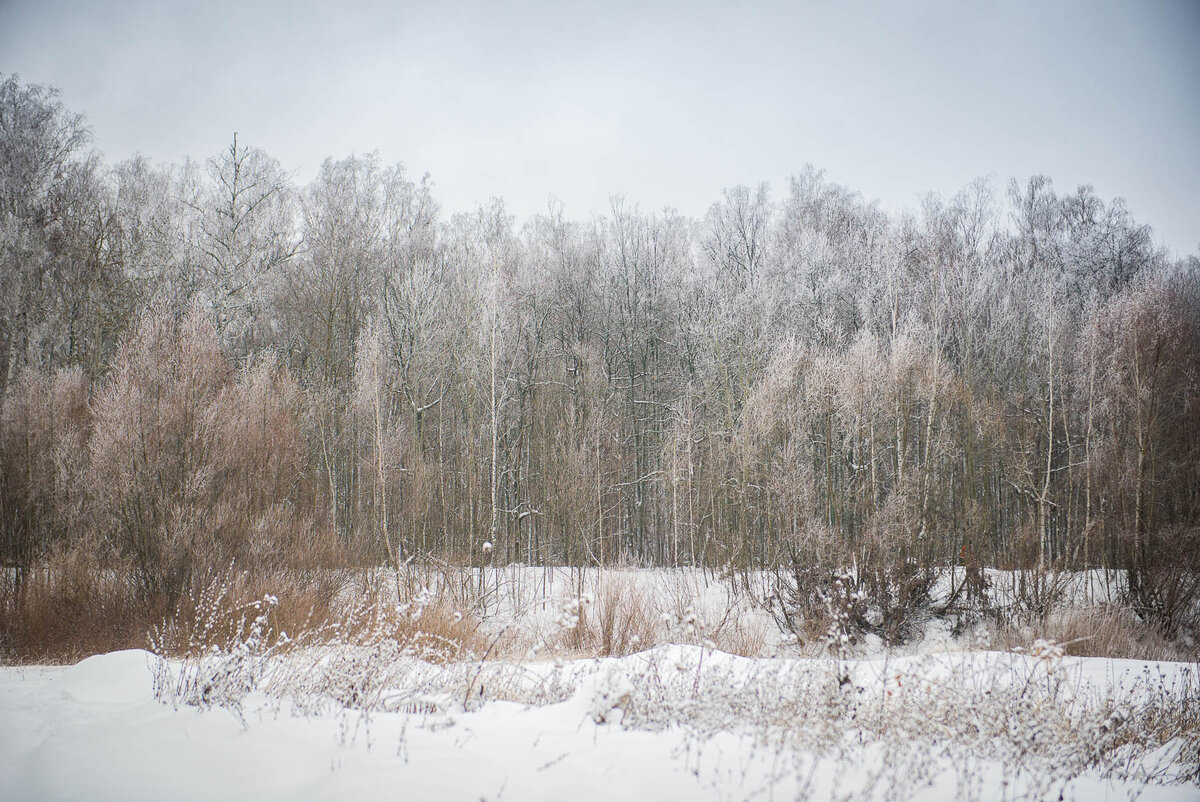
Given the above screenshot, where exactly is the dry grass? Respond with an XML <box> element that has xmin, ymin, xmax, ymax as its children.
<box><xmin>989</xmin><ymin>604</ymin><xmax>1188</xmax><ymax>661</ymax></box>
<box><xmin>151</xmin><ymin>568</ymin><xmax>347</xmax><ymax>655</ymax></box>
<box><xmin>548</xmin><ymin>572</ymin><xmax>772</xmax><ymax>658</ymax></box>
<box><xmin>337</xmin><ymin>589</ymin><xmax>488</xmax><ymax>663</ymax></box>
<box><xmin>9</xmin><ymin>561</ymin><xmax>1193</xmax><ymax>667</ymax></box>
<box><xmin>0</xmin><ymin>549</ymin><xmax>159</xmax><ymax>663</ymax></box>
<box><xmin>0</xmin><ymin>556</ymin><xmax>350</xmax><ymax>665</ymax></box>
<box><xmin>1</xmin><ymin>556</ymin><xmax>489</xmax><ymax>665</ymax></box>
<box><xmin>151</xmin><ymin>567</ymin><xmax>488</xmax><ymax>664</ymax></box>
<box><xmin>659</xmin><ymin>573</ymin><xmax>771</xmax><ymax>657</ymax></box>
<box><xmin>558</xmin><ymin>574</ymin><xmax>662</xmax><ymax>657</ymax></box>
<box><xmin>709</xmin><ymin>614</ymin><xmax>769</xmax><ymax>657</ymax></box>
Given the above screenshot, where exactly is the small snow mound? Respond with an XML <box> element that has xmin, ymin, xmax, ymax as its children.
<box><xmin>48</xmin><ymin>649</ymin><xmax>155</xmax><ymax>705</ymax></box>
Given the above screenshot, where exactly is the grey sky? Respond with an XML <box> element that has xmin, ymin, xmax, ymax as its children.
<box><xmin>2</xmin><ymin>0</ymin><xmax>1198</xmax><ymax>255</ymax></box>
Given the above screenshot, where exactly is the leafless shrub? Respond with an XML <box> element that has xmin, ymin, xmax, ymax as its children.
<box><xmin>86</xmin><ymin>308</ymin><xmax>340</xmax><ymax>604</ymax></box>
<box><xmin>1124</xmin><ymin>525</ymin><xmax>1200</xmax><ymax>640</ymax></box>
<box><xmin>938</xmin><ymin>545</ymin><xmax>994</xmax><ymax>635</ymax></box>
<box><xmin>770</xmin><ymin>539</ymin><xmax>935</xmax><ymax>648</ymax></box>
<box><xmin>1000</xmin><ymin>565</ymin><xmax>1072</xmax><ymax>626</ymax></box>
<box><xmin>0</xmin><ymin>366</ymin><xmax>90</xmax><ymax>578</ymax></box>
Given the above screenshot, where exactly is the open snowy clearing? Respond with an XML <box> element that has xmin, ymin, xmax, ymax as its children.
<box><xmin>2</xmin><ymin>646</ymin><xmax>1197</xmax><ymax>802</ymax></box>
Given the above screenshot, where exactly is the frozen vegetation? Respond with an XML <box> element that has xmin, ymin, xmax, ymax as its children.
<box><xmin>1</xmin><ymin>66</ymin><xmax>1199</xmax><ymax>802</ymax></box>
<box><xmin>2</xmin><ymin>567</ymin><xmax>1198</xmax><ymax>801</ymax></box>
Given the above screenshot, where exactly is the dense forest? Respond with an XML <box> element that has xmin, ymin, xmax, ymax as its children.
<box><xmin>2</xmin><ymin>73</ymin><xmax>1198</xmax><ymax>639</ymax></box>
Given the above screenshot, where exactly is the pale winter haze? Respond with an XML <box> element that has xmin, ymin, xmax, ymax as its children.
<box><xmin>2</xmin><ymin>0</ymin><xmax>1198</xmax><ymax>255</ymax></box>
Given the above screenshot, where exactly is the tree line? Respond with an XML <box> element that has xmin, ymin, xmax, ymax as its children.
<box><xmin>1</xmin><ymin>74</ymin><xmax>1197</xmax><ymax>627</ymax></box>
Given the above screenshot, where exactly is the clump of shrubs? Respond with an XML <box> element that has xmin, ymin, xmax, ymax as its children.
<box><xmin>1</xmin><ymin>309</ymin><xmax>344</xmax><ymax>661</ymax></box>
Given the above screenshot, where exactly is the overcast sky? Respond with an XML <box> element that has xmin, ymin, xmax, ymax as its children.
<box><xmin>2</xmin><ymin>0</ymin><xmax>1198</xmax><ymax>255</ymax></box>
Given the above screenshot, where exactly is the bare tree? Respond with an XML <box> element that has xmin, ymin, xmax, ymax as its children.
<box><xmin>184</xmin><ymin>134</ymin><xmax>297</xmax><ymax>353</ymax></box>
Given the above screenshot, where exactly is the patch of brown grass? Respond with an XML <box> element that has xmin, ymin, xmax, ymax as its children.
<box><xmin>1</xmin><ymin>556</ymin><xmax>489</xmax><ymax>666</ymax></box>
<box><xmin>151</xmin><ymin>567</ymin><xmax>350</xmax><ymax>656</ymax></box>
<box><xmin>990</xmin><ymin>604</ymin><xmax>1186</xmax><ymax>661</ymax></box>
<box><xmin>559</xmin><ymin>575</ymin><xmax>661</xmax><ymax>657</ymax></box>
<box><xmin>0</xmin><ymin>549</ymin><xmax>159</xmax><ymax>664</ymax></box>
<box><xmin>150</xmin><ymin>566</ymin><xmax>487</xmax><ymax>663</ymax></box>
<box><xmin>710</xmin><ymin>614</ymin><xmax>769</xmax><ymax>657</ymax></box>
<box><xmin>334</xmin><ymin>590</ymin><xmax>488</xmax><ymax>663</ymax></box>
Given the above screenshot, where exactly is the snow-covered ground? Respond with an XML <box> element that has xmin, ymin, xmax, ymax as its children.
<box><xmin>2</xmin><ymin>643</ymin><xmax>1197</xmax><ymax>801</ymax></box>
<box><xmin>2</xmin><ymin>566</ymin><xmax>1195</xmax><ymax>800</ymax></box>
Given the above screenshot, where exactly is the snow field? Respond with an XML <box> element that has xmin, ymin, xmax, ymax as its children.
<box><xmin>2</xmin><ymin>640</ymin><xmax>1197</xmax><ymax>801</ymax></box>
